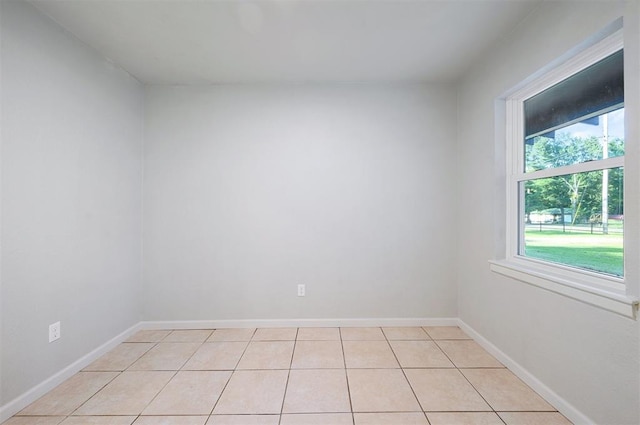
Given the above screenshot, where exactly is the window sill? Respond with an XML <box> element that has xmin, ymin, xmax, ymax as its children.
<box><xmin>489</xmin><ymin>259</ymin><xmax>639</xmax><ymax>319</ymax></box>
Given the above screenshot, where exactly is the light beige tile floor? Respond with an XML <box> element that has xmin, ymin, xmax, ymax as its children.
<box><xmin>4</xmin><ymin>327</ymin><xmax>573</xmax><ymax>425</ymax></box>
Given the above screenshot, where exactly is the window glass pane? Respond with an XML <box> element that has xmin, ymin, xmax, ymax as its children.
<box><xmin>525</xmin><ymin>108</ymin><xmax>624</xmax><ymax>172</ymax></box>
<box><xmin>521</xmin><ymin>167</ymin><xmax>624</xmax><ymax>277</ymax></box>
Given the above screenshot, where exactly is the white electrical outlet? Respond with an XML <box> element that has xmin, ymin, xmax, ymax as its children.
<box><xmin>49</xmin><ymin>321</ymin><xmax>61</xmax><ymax>343</ymax></box>
<box><xmin>297</xmin><ymin>284</ymin><xmax>306</xmax><ymax>297</ymax></box>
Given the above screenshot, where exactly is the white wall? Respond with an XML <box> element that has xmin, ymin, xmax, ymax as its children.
<box><xmin>1</xmin><ymin>0</ymin><xmax>144</xmax><ymax>404</ymax></box>
<box><xmin>457</xmin><ymin>1</ymin><xmax>640</xmax><ymax>424</ymax></box>
<box><xmin>143</xmin><ymin>84</ymin><xmax>457</xmax><ymax>321</ymax></box>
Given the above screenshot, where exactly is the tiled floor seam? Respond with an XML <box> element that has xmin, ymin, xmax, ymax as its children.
<box><xmin>135</xmin><ymin>334</ymin><xmax>205</xmax><ymax>417</ymax></box>
<box><xmin>383</xmin><ymin>329</ymin><xmax>430</xmax><ymax>424</ymax></box>
<box><xmin>429</xmin><ymin>336</ymin><xmax>503</xmax><ymax>416</ymax></box>
<box><xmin>200</xmin><ymin>328</ymin><xmax>254</xmax><ymax>419</ymax></box>
<box><xmin>339</xmin><ymin>328</ymin><xmax>356</xmax><ymax>425</ymax></box>
<box><xmin>276</xmin><ymin>328</ymin><xmax>298</xmax><ymax>425</ymax></box>
<box><xmin>205</xmin><ymin>359</ymin><xmax>239</xmax><ymax>417</ymax></box>
<box><xmin>18</xmin><ymin>370</ymin><xmax>121</xmax><ymax>419</ymax></box>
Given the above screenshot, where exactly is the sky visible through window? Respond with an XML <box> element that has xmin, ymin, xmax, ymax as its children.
<box><xmin>558</xmin><ymin>108</ymin><xmax>624</xmax><ymax>140</ymax></box>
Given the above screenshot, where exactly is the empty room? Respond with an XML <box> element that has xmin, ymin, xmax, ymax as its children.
<box><xmin>1</xmin><ymin>0</ymin><xmax>639</xmax><ymax>424</ymax></box>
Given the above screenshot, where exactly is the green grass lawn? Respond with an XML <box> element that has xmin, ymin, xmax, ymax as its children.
<box><xmin>524</xmin><ymin>229</ymin><xmax>623</xmax><ymax>277</ymax></box>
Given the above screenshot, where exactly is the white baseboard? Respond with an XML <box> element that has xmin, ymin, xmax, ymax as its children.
<box><xmin>139</xmin><ymin>317</ymin><xmax>459</xmax><ymax>330</ymax></box>
<box><xmin>457</xmin><ymin>319</ymin><xmax>594</xmax><ymax>425</ymax></box>
<box><xmin>0</xmin><ymin>322</ymin><xmax>142</xmax><ymax>424</ymax></box>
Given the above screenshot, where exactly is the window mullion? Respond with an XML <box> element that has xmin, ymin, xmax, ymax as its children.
<box><xmin>515</xmin><ymin>156</ymin><xmax>624</xmax><ymax>182</ymax></box>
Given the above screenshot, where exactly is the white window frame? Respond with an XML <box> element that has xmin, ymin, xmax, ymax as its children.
<box><xmin>490</xmin><ymin>30</ymin><xmax>639</xmax><ymax>319</ymax></box>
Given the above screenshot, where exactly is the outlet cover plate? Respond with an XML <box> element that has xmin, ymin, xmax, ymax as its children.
<box><xmin>49</xmin><ymin>321</ymin><xmax>60</xmax><ymax>342</ymax></box>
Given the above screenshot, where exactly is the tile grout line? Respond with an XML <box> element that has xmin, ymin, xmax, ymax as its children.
<box><xmin>15</xmin><ymin>337</ymin><xmax>165</xmax><ymax>419</ymax></box>
<box><xmin>208</xmin><ymin>327</ymin><xmax>257</xmax><ymax>419</ymax></box>
<box><xmin>61</xmin><ymin>369</ymin><xmax>124</xmax><ymax>420</ymax></box>
<box><xmin>277</xmin><ymin>327</ymin><xmax>299</xmax><ymax>425</ymax></box>
<box><xmin>431</xmin><ymin>337</ymin><xmax>504</xmax><ymax>421</ymax></box>
<box><xmin>339</xmin><ymin>327</ymin><xmax>356</xmax><ymax>425</ymax></box>
<box><xmin>422</xmin><ymin>327</ymin><xmax>512</xmax><ymax>424</ymax></box>
<box><xmin>168</xmin><ymin>329</ymin><xmax>224</xmax><ymax>419</ymax></box>
<box><xmin>58</xmin><ymin>333</ymin><xmax>169</xmax><ymax>422</ymax></box>
<box><xmin>95</xmin><ymin>337</ymin><xmax>164</xmax><ymax>425</ymax></box>
<box><xmin>382</xmin><ymin>327</ymin><xmax>431</xmax><ymax>425</ymax></box>
<box><xmin>135</xmin><ymin>330</ymin><xmax>212</xmax><ymax>418</ymax></box>
<box><xmin>433</xmin><ymin>339</ymin><xmax>504</xmax><ymax>416</ymax></box>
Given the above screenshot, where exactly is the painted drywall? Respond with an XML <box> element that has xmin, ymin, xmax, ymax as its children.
<box><xmin>457</xmin><ymin>1</ymin><xmax>640</xmax><ymax>424</ymax></box>
<box><xmin>1</xmin><ymin>0</ymin><xmax>144</xmax><ymax>404</ymax></box>
<box><xmin>143</xmin><ymin>84</ymin><xmax>457</xmax><ymax>321</ymax></box>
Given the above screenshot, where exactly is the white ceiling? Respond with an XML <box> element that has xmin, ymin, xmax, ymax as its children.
<box><xmin>31</xmin><ymin>0</ymin><xmax>541</xmax><ymax>85</ymax></box>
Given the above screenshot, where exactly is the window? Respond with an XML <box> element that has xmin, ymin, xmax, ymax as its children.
<box><xmin>492</xmin><ymin>29</ymin><xmax>638</xmax><ymax>318</ymax></box>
